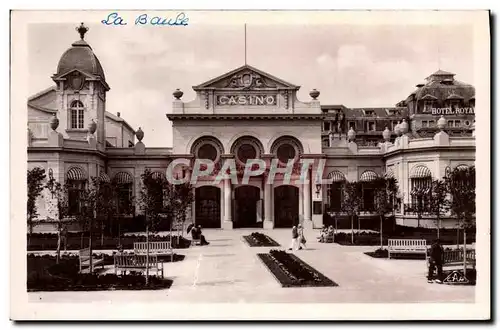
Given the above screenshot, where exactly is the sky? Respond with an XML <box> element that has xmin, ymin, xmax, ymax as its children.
<box><xmin>28</xmin><ymin>22</ymin><xmax>474</xmax><ymax>147</ymax></box>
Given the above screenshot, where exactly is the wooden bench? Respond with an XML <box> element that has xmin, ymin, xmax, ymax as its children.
<box><xmin>134</xmin><ymin>241</ymin><xmax>173</xmax><ymax>258</ymax></box>
<box><xmin>114</xmin><ymin>254</ymin><xmax>164</xmax><ymax>277</ymax></box>
<box><xmin>388</xmin><ymin>239</ymin><xmax>427</xmax><ymax>259</ymax></box>
<box><xmin>318</xmin><ymin>232</ymin><xmax>334</xmax><ymax>243</ymax></box>
<box><xmin>190</xmin><ymin>232</ymin><xmax>202</xmax><ymax>246</ymax></box>
<box><xmin>79</xmin><ymin>248</ymin><xmax>104</xmax><ymax>273</ymax></box>
<box><xmin>441</xmin><ymin>249</ymin><xmax>476</xmax><ymax>269</ymax></box>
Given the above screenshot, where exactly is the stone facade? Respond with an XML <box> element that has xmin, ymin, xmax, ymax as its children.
<box><xmin>27</xmin><ymin>26</ymin><xmax>476</xmax><ymax>232</ymax></box>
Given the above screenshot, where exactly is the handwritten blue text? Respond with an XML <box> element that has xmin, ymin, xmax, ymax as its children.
<box><xmin>101</xmin><ymin>12</ymin><xmax>189</xmax><ymax>27</ymax></box>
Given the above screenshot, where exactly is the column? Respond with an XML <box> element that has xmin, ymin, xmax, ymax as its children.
<box><xmin>191</xmin><ymin>187</ymin><xmax>196</xmax><ymax>224</ymax></box>
<box><xmin>298</xmin><ymin>184</ymin><xmax>304</xmax><ymax>222</ymax></box>
<box><xmin>304</xmin><ymin>170</ymin><xmax>311</xmax><ymax>222</ymax></box>
<box><xmin>263</xmin><ymin>182</ymin><xmax>273</xmax><ymax>229</ymax></box>
<box><xmin>223</xmin><ymin>179</ymin><xmax>233</xmax><ymax>229</ymax></box>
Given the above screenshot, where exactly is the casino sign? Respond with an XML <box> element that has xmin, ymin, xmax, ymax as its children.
<box><xmin>431</xmin><ymin>107</ymin><xmax>475</xmax><ymax>116</ymax></box>
<box><xmin>217</xmin><ymin>94</ymin><xmax>277</xmax><ymax>106</ymax></box>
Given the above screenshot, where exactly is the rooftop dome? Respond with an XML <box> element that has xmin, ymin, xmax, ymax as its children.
<box><xmin>413</xmin><ymin>69</ymin><xmax>475</xmax><ymax>102</ymax></box>
<box><xmin>55</xmin><ymin>23</ymin><xmax>106</xmax><ymax>81</ymax></box>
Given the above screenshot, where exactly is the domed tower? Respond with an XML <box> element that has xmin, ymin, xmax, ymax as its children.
<box><xmin>403</xmin><ymin>70</ymin><xmax>475</xmax><ymax>137</ymax></box>
<box><xmin>51</xmin><ymin>23</ymin><xmax>109</xmax><ymax>149</ymax></box>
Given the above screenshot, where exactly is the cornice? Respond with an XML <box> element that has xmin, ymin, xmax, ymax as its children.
<box><xmin>166</xmin><ymin>114</ymin><xmax>324</xmax><ymax>121</ymax></box>
<box><xmin>382</xmin><ymin>145</ymin><xmax>476</xmax><ymax>158</ymax></box>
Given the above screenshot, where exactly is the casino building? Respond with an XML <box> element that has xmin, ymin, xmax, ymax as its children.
<box><xmin>27</xmin><ymin>25</ymin><xmax>476</xmax><ymax>231</ymax></box>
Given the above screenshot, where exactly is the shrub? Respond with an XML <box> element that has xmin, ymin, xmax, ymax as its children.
<box><xmin>27</xmin><ymin>233</ymin><xmax>191</xmax><ymax>251</ymax></box>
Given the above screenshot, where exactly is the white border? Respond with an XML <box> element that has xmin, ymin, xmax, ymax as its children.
<box><xmin>7</xmin><ymin>7</ymin><xmax>493</xmax><ymax>322</ymax></box>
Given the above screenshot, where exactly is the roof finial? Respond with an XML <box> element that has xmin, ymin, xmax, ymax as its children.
<box><xmin>76</xmin><ymin>22</ymin><xmax>89</xmax><ymax>40</ymax></box>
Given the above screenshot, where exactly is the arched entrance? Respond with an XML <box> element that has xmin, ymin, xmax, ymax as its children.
<box><xmin>274</xmin><ymin>185</ymin><xmax>299</xmax><ymax>228</ymax></box>
<box><xmin>234</xmin><ymin>185</ymin><xmax>261</xmax><ymax>228</ymax></box>
<box><xmin>195</xmin><ymin>186</ymin><xmax>221</xmax><ymax>228</ymax></box>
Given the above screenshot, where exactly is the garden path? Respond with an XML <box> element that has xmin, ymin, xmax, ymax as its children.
<box><xmin>29</xmin><ymin>229</ymin><xmax>475</xmax><ymax>304</ymax></box>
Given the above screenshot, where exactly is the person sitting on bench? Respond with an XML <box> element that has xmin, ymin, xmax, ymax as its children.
<box><xmin>192</xmin><ymin>225</ymin><xmax>209</xmax><ymax>245</ymax></box>
<box><xmin>318</xmin><ymin>225</ymin><xmax>328</xmax><ymax>242</ymax></box>
<box><xmin>428</xmin><ymin>239</ymin><xmax>444</xmax><ymax>283</ymax></box>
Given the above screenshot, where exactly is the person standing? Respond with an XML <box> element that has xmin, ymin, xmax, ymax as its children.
<box><xmin>428</xmin><ymin>239</ymin><xmax>444</xmax><ymax>283</ymax></box>
<box><xmin>288</xmin><ymin>225</ymin><xmax>299</xmax><ymax>251</ymax></box>
<box><xmin>298</xmin><ymin>224</ymin><xmax>307</xmax><ymax>250</ymax></box>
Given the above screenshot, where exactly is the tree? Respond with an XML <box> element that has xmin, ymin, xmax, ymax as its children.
<box><xmin>341</xmin><ymin>181</ymin><xmax>363</xmax><ymax>244</ymax></box>
<box><xmin>413</xmin><ymin>188</ymin><xmax>427</xmax><ymax>228</ymax></box>
<box><xmin>27</xmin><ymin>167</ymin><xmax>46</xmax><ymax>237</ymax></box>
<box><xmin>45</xmin><ymin>175</ymin><xmax>70</xmax><ymax>265</ymax></box>
<box><xmin>373</xmin><ymin>177</ymin><xmax>398</xmax><ymax>250</ymax></box>
<box><xmin>137</xmin><ymin>169</ymin><xmax>169</xmax><ymax>285</ymax></box>
<box><xmin>113</xmin><ymin>180</ymin><xmax>135</xmax><ymax>246</ymax></box>
<box><xmin>428</xmin><ymin>179</ymin><xmax>449</xmax><ymax>239</ymax></box>
<box><xmin>89</xmin><ymin>177</ymin><xmax>124</xmax><ymax>247</ymax></box>
<box><xmin>74</xmin><ymin>179</ymin><xmax>100</xmax><ymax>273</ymax></box>
<box><xmin>445</xmin><ymin>166</ymin><xmax>476</xmax><ymax>276</ymax></box>
<box><xmin>166</xmin><ymin>180</ymin><xmax>194</xmax><ymax>243</ymax></box>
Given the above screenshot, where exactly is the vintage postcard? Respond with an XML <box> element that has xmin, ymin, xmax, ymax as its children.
<box><xmin>10</xmin><ymin>10</ymin><xmax>490</xmax><ymax>320</ymax></box>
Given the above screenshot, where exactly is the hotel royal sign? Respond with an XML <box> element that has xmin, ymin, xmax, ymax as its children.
<box><xmin>216</xmin><ymin>94</ymin><xmax>277</xmax><ymax>106</ymax></box>
<box><xmin>430</xmin><ymin>107</ymin><xmax>475</xmax><ymax>116</ymax></box>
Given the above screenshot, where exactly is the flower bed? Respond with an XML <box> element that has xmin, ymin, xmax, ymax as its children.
<box><xmin>258</xmin><ymin>250</ymin><xmax>337</xmax><ymax>287</ymax></box>
<box><xmin>243</xmin><ymin>232</ymin><xmax>280</xmax><ymax>247</ymax></box>
<box><xmin>27</xmin><ymin>233</ymin><xmax>191</xmax><ymax>251</ymax></box>
<box><xmin>27</xmin><ymin>254</ymin><xmax>173</xmax><ymax>291</ymax></box>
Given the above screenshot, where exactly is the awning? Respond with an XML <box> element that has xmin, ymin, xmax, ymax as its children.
<box><xmin>98</xmin><ymin>171</ymin><xmax>110</xmax><ymax>183</ymax></box>
<box><xmin>67</xmin><ymin>167</ymin><xmax>86</xmax><ymax>181</ymax></box>
<box><xmin>385</xmin><ymin>168</ymin><xmax>395</xmax><ymax>178</ymax></box>
<box><xmin>114</xmin><ymin>171</ymin><xmax>133</xmax><ymax>184</ymax></box>
<box><xmin>420</xmin><ymin>94</ymin><xmax>438</xmax><ymax>100</ymax></box>
<box><xmin>447</xmin><ymin>93</ymin><xmax>464</xmax><ymax>100</ymax></box>
<box><xmin>410</xmin><ymin>165</ymin><xmax>432</xmax><ymax>179</ymax></box>
<box><xmin>456</xmin><ymin>164</ymin><xmax>469</xmax><ymax>171</ymax></box>
<box><xmin>360</xmin><ymin>170</ymin><xmax>378</xmax><ymax>182</ymax></box>
<box><xmin>152</xmin><ymin>171</ymin><xmax>165</xmax><ymax>180</ymax></box>
<box><xmin>327</xmin><ymin>170</ymin><xmax>346</xmax><ymax>183</ymax></box>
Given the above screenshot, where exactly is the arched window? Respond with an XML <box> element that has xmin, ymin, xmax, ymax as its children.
<box><xmin>70</xmin><ymin>100</ymin><xmax>85</xmax><ymax>129</ymax></box>
<box><xmin>410</xmin><ymin>165</ymin><xmax>432</xmax><ymax>214</ymax></box>
<box><xmin>360</xmin><ymin>170</ymin><xmax>378</xmax><ymax>212</ymax></box>
<box><xmin>326</xmin><ymin>171</ymin><xmax>346</xmax><ymax>213</ymax></box>
<box><xmin>66</xmin><ymin>167</ymin><xmax>87</xmax><ymax>215</ymax></box>
<box><xmin>385</xmin><ymin>169</ymin><xmax>400</xmax><ymax>212</ymax></box>
<box><xmin>114</xmin><ymin>172</ymin><xmax>134</xmax><ymax>214</ymax></box>
<box><xmin>152</xmin><ymin>171</ymin><xmax>166</xmax><ymax>211</ymax></box>
<box><xmin>270</xmin><ymin>136</ymin><xmax>303</xmax><ymax>166</ymax></box>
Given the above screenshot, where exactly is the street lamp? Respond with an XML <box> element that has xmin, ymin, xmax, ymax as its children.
<box><xmin>315</xmin><ymin>182</ymin><xmax>322</xmax><ymax>198</ymax></box>
<box><xmin>47</xmin><ymin>168</ymin><xmax>55</xmax><ymax>197</ymax></box>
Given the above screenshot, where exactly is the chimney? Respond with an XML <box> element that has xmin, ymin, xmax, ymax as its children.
<box><xmin>117</xmin><ymin>112</ymin><xmax>121</xmax><ymax>117</ymax></box>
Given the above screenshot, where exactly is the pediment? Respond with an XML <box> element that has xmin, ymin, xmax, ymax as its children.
<box><xmin>52</xmin><ymin>68</ymin><xmax>99</xmax><ymax>81</ymax></box>
<box><xmin>193</xmin><ymin>65</ymin><xmax>299</xmax><ymax>91</ymax></box>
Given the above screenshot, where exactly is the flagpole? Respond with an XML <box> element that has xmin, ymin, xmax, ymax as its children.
<box><xmin>244</xmin><ymin>24</ymin><xmax>247</xmax><ymax>65</ymax></box>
